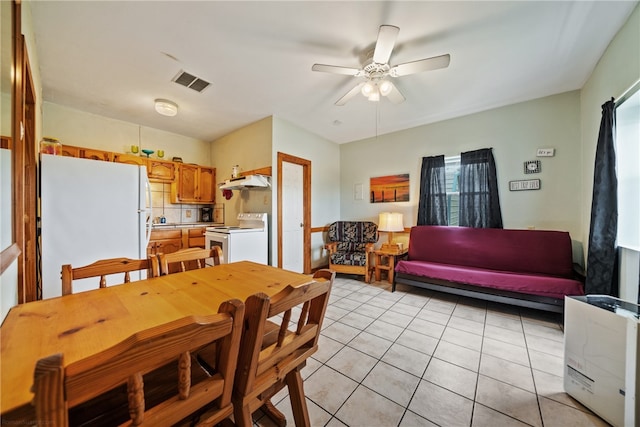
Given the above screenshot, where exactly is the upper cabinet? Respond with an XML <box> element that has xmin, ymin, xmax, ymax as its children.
<box><xmin>62</xmin><ymin>145</ymin><xmax>112</xmax><ymax>161</ymax></box>
<box><xmin>147</xmin><ymin>159</ymin><xmax>176</xmax><ymax>183</ymax></box>
<box><xmin>81</xmin><ymin>148</ymin><xmax>112</xmax><ymax>162</ymax></box>
<box><xmin>113</xmin><ymin>153</ymin><xmax>147</xmax><ymax>166</ymax></box>
<box><xmin>114</xmin><ymin>154</ymin><xmax>175</xmax><ymax>182</ymax></box>
<box><xmin>172</xmin><ymin>164</ymin><xmax>215</xmax><ymax>204</ymax></box>
<box><xmin>61</xmin><ymin>145</ymin><xmax>211</xmax><ymax>199</ymax></box>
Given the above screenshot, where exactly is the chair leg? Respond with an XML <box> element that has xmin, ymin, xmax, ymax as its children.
<box><xmin>285</xmin><ymin>367</ymin><xmax>311</xmax><ymax>427</ymax></box>
<box><xmin>233</xmin><ymin>402</ymin><xmax>253</xmax><ymax>427</ymax></box>
<box><xmin>262</xmin><ymin>399</ymin><xmax>287</xmax><ymax>427</ymax></box>
<box><xmin>364</xmin><ymin>269</ymin><xmax>371</xmax><ymax>283</ymax></box>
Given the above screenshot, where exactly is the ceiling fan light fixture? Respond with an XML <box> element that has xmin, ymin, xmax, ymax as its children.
<box><xmin>361</xmin><ymin>81</ymin><xmax>376</xmax><ymax>97</ymax></box>
<box><xmin>379</xmin><ymin>80</ymin><xmax>393</xmax><ymax>96</ymax></box>
<box><xmin>368</xmin><ymin>90</ymin><xmax>380</xmax><ymax>102</ymax></box>
<box><xmin>154</xmin><ymin>99</ymin><xmax>178</xmax><ymax>117</ymax></box>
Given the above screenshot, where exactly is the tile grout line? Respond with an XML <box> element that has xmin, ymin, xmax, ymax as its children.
<box><xmin>266</xmin><ymin>277</ymin><xmax>590</xmax><ymax>427</ymax></box>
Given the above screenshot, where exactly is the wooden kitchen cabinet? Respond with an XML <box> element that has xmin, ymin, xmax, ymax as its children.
<box><xmin>113</xmin><ymin>154</ymin><xmax>177</xmax><ymax>182</ymax></box>
<box><xmin>147</xmin><ymin>159</ymin><xmax>176</xmax><ymax>182</ymax></box>
<box><xmin>187</xmin><ymin>227</ymin><xmax>206</xmax><ymax>248</ymax></box>
<box><xmin>60</xmin><ymin>144</ymin><xmax>111</xmax><ymax>161</ymax></box>
<box><xmin>60</xmin><ymin>145</ymin><xmax>80</xmax><ymax>157</ymax></box>
<box><xmin>113</xmin><ymin>153</ymin><xmax>147</xmax><ymax>166</ymax></box>
<box><xmin>149</xmin><ymin>228</ymin><xmax>207</xmax><ymax>273</ymax></box>
<box><xmin>80</xmin><ymin>148</ymin><xmax>112</xmax><ymax>161</ymax></box>
<box><xmin>172</xmin><ymin>164</ymin><xmax>215</xmax><ymax>204</ymax></box>
<box><xmin>199</xmin><ymin>167</ymin><xmax>215</xmax><ymax>203</ymax></box>
<box><xmin>147</xmin><ymin>229</ymin><xmax>182</xmax><ymax>257</ymax></box>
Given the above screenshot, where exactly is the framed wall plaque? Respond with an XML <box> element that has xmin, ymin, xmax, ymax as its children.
<box><xmin>509</xmin><ymin>179</ymin><xmax>541</xmax><ymax>191</ymax></box>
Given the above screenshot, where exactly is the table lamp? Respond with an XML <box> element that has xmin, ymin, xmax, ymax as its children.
<box><xmin>378</xmin><ymin>212</ymin><xmax>404</xmax><ymax>251</ymax></box>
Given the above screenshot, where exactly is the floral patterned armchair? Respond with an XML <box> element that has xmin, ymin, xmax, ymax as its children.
<box><xmin>325</xmin><ymin>221</ymin><xmax>378</xmax><ymax>283</ymax></box>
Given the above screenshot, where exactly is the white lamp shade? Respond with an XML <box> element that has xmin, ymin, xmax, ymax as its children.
<box><xmin>154</xmin><ymin>99</ymin><xmax>178</xmax><ymax>116</ymax></box>
<box><xmin>367</xmin><ymin>90</ymin><xmax>380</xmax><ymax>102</ymax></box>
<box><xmin>379</xmin><ymin>80</ymin><xmax>393</xmax><ymax>96</ymax></box>
<box><xmin>378</xmin><ymin>212</ymin><xmax>404</xmax><ymax>232</ymax></box>
<box><xmin>361</xmin><ymin>81</ymin><xmax>375</xmax><ymax>97</ymax></box>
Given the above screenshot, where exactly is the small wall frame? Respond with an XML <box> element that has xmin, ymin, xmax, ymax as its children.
<box><xmin>509</xmin><ymin>179</ymin><xmax>541</xmax><ymax>191</ymax></box>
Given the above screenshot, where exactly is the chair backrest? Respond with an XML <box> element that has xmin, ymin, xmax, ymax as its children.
<box><xmin>234</xmin><ymin>269</ymin><xmax>334</xmax><ymax>399</ymax></box>
<box><xmin>155</xmin><ymin>247</ymin><xmax>223</xmax><ymax>277</ymax></box>
<box><xmin>327</xmin><ymin>221</ymin><xmax>378</xmax><ymax>251</ymax></box>
<box><xmin>61</xmin><ymin>257</ymin><xmax>153</xmax><ymax>296</ymax></box>
<box><xmin>32</xmin><ymin>299</ymin><xmax>244</xmax><ymax>427</ymax></box>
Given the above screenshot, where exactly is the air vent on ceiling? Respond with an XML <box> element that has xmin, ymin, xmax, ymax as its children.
<box><xmin>172</xmin><ymin>70</ymin><xmax>211</xmax><ymax>93</ymax></box>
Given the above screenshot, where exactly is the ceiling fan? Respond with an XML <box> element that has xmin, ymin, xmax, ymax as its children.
<box><xmin>312</xmin><ymin>25</ymin><xmax>450</xmax><ymax>106</ymax></box>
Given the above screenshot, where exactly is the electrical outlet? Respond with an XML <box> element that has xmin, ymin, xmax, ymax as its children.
<box><xmin>185</xmin><ymin>209</ymin><xmax>191</xmax><ymax>218</ymax></box>
<box><xmin>536</xmin><ymin>148</ymin><xmax>555</xmax><ymax>157</ymax></box>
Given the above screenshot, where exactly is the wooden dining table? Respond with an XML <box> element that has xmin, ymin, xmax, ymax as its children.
<box><xmin>1</xmin><ymin>261</ymin><xmax>317</xmax><ymax>419</ymax></box>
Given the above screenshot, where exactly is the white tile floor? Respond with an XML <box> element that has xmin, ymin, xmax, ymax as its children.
<box><xmin>253</xmin><ymin>275</ymin><xmax>611</xmax><ymax>427</ymax></box>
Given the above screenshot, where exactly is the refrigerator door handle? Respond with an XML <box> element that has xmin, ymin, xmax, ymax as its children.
<box><xmin>144</xmin><ymin>174</ymin><xmax>153</xmax><ymax>249</ymax></box>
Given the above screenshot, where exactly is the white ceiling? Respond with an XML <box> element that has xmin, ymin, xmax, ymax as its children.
<box><xmin>30</xmin><ymin>1</ymin><xmax>637</xmax><ymax>144</ymax></box>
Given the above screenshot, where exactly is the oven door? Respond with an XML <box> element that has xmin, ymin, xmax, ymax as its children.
<box><xmin>205</xmin><ymin>231</ymin><xmax>228</xmax><ymax>265</ymax></box>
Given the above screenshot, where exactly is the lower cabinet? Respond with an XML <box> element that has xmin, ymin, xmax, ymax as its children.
<box><xmin>148</xmin><ymin>229</ymin><xmax>182</xmax><ymax>273</ymax></box>
<box><xmin>187</xmin><ymin>227</ymin><xmax>206</xmax><ymax>248</ymax></box>
<box><xmin>148</xmin><ymin>227</ymin><xmax>207</xmax><ymax>273</ymax></box>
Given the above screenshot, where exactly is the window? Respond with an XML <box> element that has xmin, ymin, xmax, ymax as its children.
<box><xmin>445</xmin><ymin>156</ymin><xmax>460</xmax><ymax>226</ymax></box>
<box><xmin>615</xmin><ymin>86</ymin><xmax>640</xmax><ymax>250</ymax></box>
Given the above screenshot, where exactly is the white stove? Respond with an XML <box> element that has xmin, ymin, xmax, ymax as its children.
<box><xmin>205</xmin><ymin>213</ymin><xmax>268</xmax><ymax>264</ymax></box>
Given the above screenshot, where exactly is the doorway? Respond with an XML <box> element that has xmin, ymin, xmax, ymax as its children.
<box><xmin>277</xmin><ymin>152</ymin><xmax>311</xmax><ymax>273</ymax></box>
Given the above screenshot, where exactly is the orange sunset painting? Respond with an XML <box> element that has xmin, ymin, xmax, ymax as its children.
<box><xmin>370</xmin><ymin>173</ymin><xmax>410</xmax><ymax>203</ymax></box>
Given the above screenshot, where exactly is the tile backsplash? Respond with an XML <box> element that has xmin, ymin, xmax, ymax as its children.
<box><xmin>149</xmin><ymin>182</ymin><xmax>215</xmax><ymax>224</ymax></box>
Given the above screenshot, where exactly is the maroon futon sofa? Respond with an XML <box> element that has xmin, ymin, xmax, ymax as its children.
<box><xmin>394</xmin><ymin>226</ymin><xmax>585</xmax><ymax>313</ymax></box>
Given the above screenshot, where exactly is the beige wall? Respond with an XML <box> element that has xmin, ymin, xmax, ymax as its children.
<box><xmin>340</xmin><ymin>91</ymin><xmax>583</xmax><ymax>257</ymax></box>
<box><xmin>42</xmin><ymin>102</ymin><xmax>211</xmax><ymax>165</ymax></box>
<box><xmin>272</xmin><ymin>117</ymin><xmax>341</xmax><ymax>269</ymax></box>
<box><xmin>210</xmin><ymin>116</ymin><xmax>341</xmax><ymax>268</ymax></box>
<box><xmin>210</xmin><ymin>116</ymin><xmax>273</xmax><ymax>226</ymax></box>
<box><xmin>580</xmin><ymin>3</ymin><xmax>639</xmax><ymax>250</ymax></box>
<box><xmin>580</xmin><ymin>3</ymin><xmax>639</xmax><ymax>300</ymax></box>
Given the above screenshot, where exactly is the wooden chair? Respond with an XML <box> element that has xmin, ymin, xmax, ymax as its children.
<box><xmin>233</xmin><ymin>269</ymin><xmax>335</xmax><ymax>427</ymax></box>
<box><xmin>32</xmin><ymin>299</ymin><xmax>245</xmax><ymax>427</ymax></box>
<box><xmin>154</xmin><ymin>247</ymin><xmax>223</xmax><ymax>277</ymax></box>
<box><xmin>324</xmin><ymin>221</ymin><xmax>378</xmax><ymax>283</ymax></box>
<box><xmin>61</xmin><ymin>257</ymin><xmax>154</xmax><ymax>296</ymax></box>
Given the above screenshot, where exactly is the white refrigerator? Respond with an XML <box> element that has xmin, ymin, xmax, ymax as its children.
<box><xmin>40</xmin><ymin>154</ymin><xmax>152</xmax><ymax>299</ymax></box>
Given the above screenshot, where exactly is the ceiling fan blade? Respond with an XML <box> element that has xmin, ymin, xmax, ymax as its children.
<box><xmin>312</xmin><ymin>64</ymin><xmax>361</xmax><ymax>76</ymax></box>
<box><xmin>390</xmin><ymin>54</ymin><xmax>450</xmax><ymax>77</ymax></box>
<box><xmin>373</xmin><ymin>25</ymin><xmax>400</xmax><ymax>64</ymax></box>
<box><xmin>335</xmin><ymin>82</ymin><xmax>365</xmax><ymax>106</ymax></box>
<box><xmin>385</xmin><ymin>81</ymin><xmax>405</xmax><ymax>104</ymax></box>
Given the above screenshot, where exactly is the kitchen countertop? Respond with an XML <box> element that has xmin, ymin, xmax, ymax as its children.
<box><xmin>151</xmin><ymin>222</ymin><xmax>223</xmax><ymax>229</ymax></box>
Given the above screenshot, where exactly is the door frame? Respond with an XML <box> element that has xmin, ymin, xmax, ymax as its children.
<box><xmin>277</xmin><ymin>152</ymin><xmax>311</xmax><ymax>273</ymax></box>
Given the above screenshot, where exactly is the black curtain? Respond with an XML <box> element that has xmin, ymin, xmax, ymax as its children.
<box><xmin>459</xmin><ymin>148</ymin><xmax>503</xmax><ymax>228</ymax></box>
<box><xmin>586</xmin><ymin>99</ymin><xmax>618</xmax><ymax>295</ymax></box>
<box><xmin>417</xmin><ymin>155</ymin><xmax>447</xmax><ymax>225</ymax></box>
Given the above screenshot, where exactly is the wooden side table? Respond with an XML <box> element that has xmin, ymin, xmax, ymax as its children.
<box><xmin>372</xmin><ymin>248</ymin><xmax>408</xmax><ymax>284</ymax></box>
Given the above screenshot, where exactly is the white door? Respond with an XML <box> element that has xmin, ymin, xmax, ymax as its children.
<box><xmin>282</xmin><ymin>161</ymin><xmax>304</xmax><ymax>272</ymax></box>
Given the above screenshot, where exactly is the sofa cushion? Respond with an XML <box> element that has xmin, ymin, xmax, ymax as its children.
<box><xmin>407</xmin><ymin>226</ymin><xmax>574</xmax><ymax>278</ymax></box>
<box><xmin>395</xmin><ymin>260</ymin><xmax>584</xmax><ymax>299</ymax></box>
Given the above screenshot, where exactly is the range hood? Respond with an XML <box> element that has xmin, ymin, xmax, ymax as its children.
<box><xmin>218</xmin><ymin>174</ymin><xmax>271</xmax><ymax>190</ymax></box>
